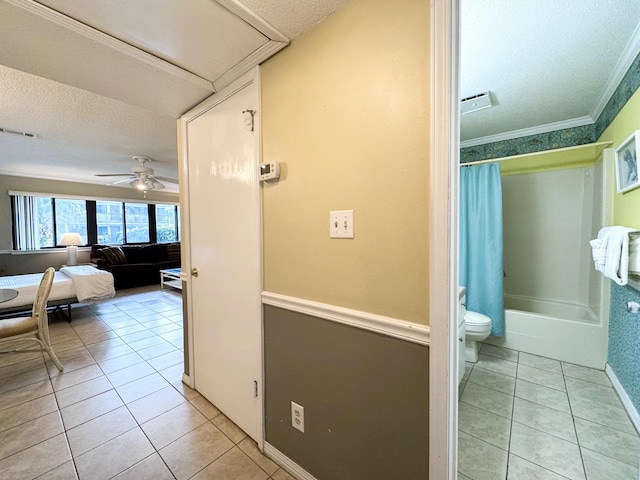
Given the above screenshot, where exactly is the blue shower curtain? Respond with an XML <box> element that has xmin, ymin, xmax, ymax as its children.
<box><xmin>459</xmin><ymin>163</ymin><xmax>505</xmax><ymax>337</ymax></box>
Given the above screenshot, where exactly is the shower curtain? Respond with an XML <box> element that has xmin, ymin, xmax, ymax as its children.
<box><xmin>459</xmin><ymin>163</ymin><xmax>504</xmax><ymax>336</ymax></box>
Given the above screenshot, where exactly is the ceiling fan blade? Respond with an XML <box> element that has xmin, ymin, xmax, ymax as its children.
<box><xmin>151</xmin><ymin>179</ymin><xmax>165</xmax><ymax>189</ymax></box>
<box><xmin>109</xmin><ymin>177</ymin><xmax>136</xmax><ymax>185</ymax></box>
<box><xmin>95</xmin><ymin>173</ymin><xmax>133</xmax><ymax>177</ymax></box>
<box><xmin>154</xmin><ymin>175</ymin><xmax>179</xmax><ymax>184</ymax></box>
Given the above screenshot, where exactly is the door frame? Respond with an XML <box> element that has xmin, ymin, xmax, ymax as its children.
<box><xmin>178</xmin><ymin>68</ymin><xmax>264</xmax><ymax>445</ymax></box>
<box><xmin>429</xmin><ymin>0</ymin><xmax>460</xmax><ymax>478</ymax></box>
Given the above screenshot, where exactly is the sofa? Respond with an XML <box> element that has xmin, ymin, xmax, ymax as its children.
<box><xmin>90</xmin><ymin>242</ymin><xmax>181</xmax><ymax>290</ymax></box>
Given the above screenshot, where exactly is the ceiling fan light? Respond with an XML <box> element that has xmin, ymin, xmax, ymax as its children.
<box><xmin>130</xmin><ymin>178</ymin><xmax>147</xmax><ymax>190</ymax></box>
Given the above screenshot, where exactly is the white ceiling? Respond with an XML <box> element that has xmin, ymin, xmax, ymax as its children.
<box><xmin>1</xmin><ymin>0</ymin><xmax>639</xmax><ymax>190</ymax></box>
<box><xmin>461</xmin><ymin>0</ymin><xmax>640</xmax><ymax>146</ymax></box>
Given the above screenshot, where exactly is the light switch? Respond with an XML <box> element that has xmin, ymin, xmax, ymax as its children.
<box><xmin>330</xmin><ymin>210</ymin><xmax>354</xmax><ymax>238</ymax></box>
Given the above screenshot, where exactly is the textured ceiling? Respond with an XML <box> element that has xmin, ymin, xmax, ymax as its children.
<box><xmin>240</xmin><ymin>0</ymin><xmax>349</xmax><ymax>38</ymax></box>
<box><xmin>0</xmin><ymin>65</ymin><xmax>179</xmax><ymax>185</ymax></box>
<box><xmin>461</xmin><ymin>0</ymin><xmax>640</xmax><ymax>145</ymax></box>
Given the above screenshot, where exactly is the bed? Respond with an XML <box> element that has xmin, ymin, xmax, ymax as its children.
<box><xmin>0</xmin><ymin>265</ymin><xmax>115</xmax><ymax>320</ymax></box>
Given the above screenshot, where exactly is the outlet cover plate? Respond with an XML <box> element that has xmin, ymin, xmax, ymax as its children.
<box><xmin>291</xmin><ymin>401</ymin><xmax>305</xmax><ymax>433</ymax></box>
<box><xmin>330</xmin><ymin>210</ymin><xmax>354</xmax><ymax>238</ymax></box>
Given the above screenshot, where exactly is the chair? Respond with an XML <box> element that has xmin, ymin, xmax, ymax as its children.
<box><xmin>0</xmin><ymin>267</ymin><xmax>63</xmax><ymax>371</ymax></box>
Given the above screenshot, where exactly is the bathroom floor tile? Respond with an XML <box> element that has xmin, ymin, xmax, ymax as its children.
<box><xmin>468</xmin><ymin>365</ymin><xmax>516</xmax><ymax>395</ymax></box>
<box><xmin>460</xmin><ymin>381</ymin><xmax>514</xmax><ymax>419</ymax></box>
<box><xmin>507</xmin><ymin>454</ymin><xmax>567</xmax><ymax>479</ymax></box>
<box><xmin>512</xmin><ymin>397</ymin><xmax>576</xmax><ymax>443</ymax></box>
<box><xmin>518</xmin><ymin>352</ymin><xmax>562</xmax><ymax>374</ymax></box>
<box><xmin>460</xmin><ymin>346</ymin><xmax>640</xmax><ymax>480</ymax></box>
<box><xmin>564</xmin><ymin>376</ymin><xmax>624</xmax><ymax>409</ymax></box>
<box><xmin>581</xmin><ymin>447</ymin><xmax>639</xmax><ymax>480</ymax></box>
<box><xmin>458</xmin><ymin>402</ymin><xmax>511</xmax><ymax>450</ymax></box>
<box><xmin>561</xmin><ymin>362</ymin><xmax>611</xmax><ymax>387</ymax></box>
<box><xmin>569</xmin><ymin>393</ymin><xmax>637</xmax><ymax>435</ymax></box>
<box><xmin>475</xmin><ymin>353</ymin><xmax>518</xmax><ymax>377</ymax></box>
<box><xmin>509</xmin><ymin>422</ymin><xmax>585</xmax><ymax>480</ymax></box>
<box><xmin>514</xmin><ymin>379</ymin><xmax>571</xmax><ymax>413</ymax></box>
<box><xmin>574</xmin><ymin>417</ymin><xmax>640</xmax><ymax>467</ymax></box>
<box><xmin>479</xmin><ymin>343</ymin><xmax>519</xmax><ymax>362</ymax></box>
<box><xmin>458</xmin><ymin>431</ymin><xmax>508</xmax><ymax>480</ymax></box>
<box><xmin>516</xmin><ymin>364</ymin><xmax>566</xmax><ymax>391</ymax></box>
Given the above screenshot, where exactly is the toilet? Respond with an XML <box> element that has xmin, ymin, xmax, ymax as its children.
<box><xmin>464</xmin><ymin>310</ymin><xmax>492</xmax><ymax>363</ymax></box>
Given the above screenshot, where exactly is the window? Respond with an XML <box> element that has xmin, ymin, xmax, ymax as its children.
<box><xmin>54</xmin><ymin>199</ymin><xmax>88</xmax><ymax>245</ymax></box>
<box><xmin>155</xmin><ymin>204</ymin><xmax>179</xmax><ymax>242</ymax></box>
<box><xmin>11</xmin><ymin>193</ymin><xmax>179</xmax><ymax>250</ymax></box>
<box><xmin>13</xmin><ymin>196</ymin><xmax>54</xmax><ymax>250</ymax></box>
<box><xmin>96</xmin><ymin>201</ymin><xmax>123</xmax><ymax>244</ymax></box>
<box><xmin>125</xmin><ymin>203</ymin><xmax>149</xmax><ymax>243</ymax></box>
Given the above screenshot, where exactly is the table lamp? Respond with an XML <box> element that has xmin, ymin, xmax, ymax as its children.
<box><xmin>60</xmin><ymin>232</ymin><xmax>82</xmax><ymax>266</ymax></box>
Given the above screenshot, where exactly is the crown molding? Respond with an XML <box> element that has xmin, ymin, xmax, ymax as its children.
<box><xmin>590</xmin><ymin>21</ymin><xmax>640</xmax><ymax>121</ymax></box>
<box><xmin>460</xmin><ymin>116</ymin><xmax>594</xmax><ymax>149</ymax></box>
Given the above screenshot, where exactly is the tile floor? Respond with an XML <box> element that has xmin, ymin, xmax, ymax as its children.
<box><xmin>0</xmin><ymin>286</ymin><xmax>295</xmax><ymax>480</ymax></box>
<box><xmin>458</xmin><ymin>343</ymin><xmax>640</xmax><ymax>480</ymax></box>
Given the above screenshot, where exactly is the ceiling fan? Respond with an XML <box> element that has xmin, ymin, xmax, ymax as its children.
<box><xmin>95</xmin><ymin>156</ymin><xmax>178</xmax><ymax>191</ymax></box>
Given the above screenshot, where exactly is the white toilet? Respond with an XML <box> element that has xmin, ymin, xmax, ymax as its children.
<box><xmin>464</xmin><ymin>310</ymin><xmax>492</xmax><ymax>363</ymax></box>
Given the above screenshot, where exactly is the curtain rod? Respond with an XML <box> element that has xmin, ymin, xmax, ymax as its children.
<box><xmin>460</xmin><ymin>140</ymin><xmax>613</xmax><ymax>166</ymax></box>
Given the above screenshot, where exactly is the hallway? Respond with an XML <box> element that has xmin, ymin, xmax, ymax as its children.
<box><xmin>0</xmin><ymin>286</ymin><xmax>293</xmax><ymax>480</ymax></box>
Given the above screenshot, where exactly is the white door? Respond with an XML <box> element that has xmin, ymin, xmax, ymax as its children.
<box><xmin>182</xmin><ymin>70</ymin><xmax>262</xmax><ymax>443</ymax></box>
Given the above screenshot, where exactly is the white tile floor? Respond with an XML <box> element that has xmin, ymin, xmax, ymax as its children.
<box><xmin>458</xmin><ymin>343</ymin><xmax>640</xmax><ymax>480</ymax></box>
<box><xmin>0</xmin><ymin>286</ymin><xmax>295</xmax><ymax>480</ymax></box>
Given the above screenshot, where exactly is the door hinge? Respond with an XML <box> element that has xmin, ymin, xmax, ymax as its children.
<box><xmin>254</xmin><ymin>380</ymin><xmax>258</xmax><ymax>398</ymax></box>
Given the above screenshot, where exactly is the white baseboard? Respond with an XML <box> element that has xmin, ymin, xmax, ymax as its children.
<box><xmin>605</xmin><ymin>364</ymin><xmax>640</xmax><ymax>434</ymax></box>
<box><xmin>263</xmin><ymin>442</ymin><xmax>318</xmax><ymax>480</ymax></box>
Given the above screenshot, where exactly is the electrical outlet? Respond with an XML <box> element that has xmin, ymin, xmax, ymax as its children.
<box><xmin>291</xmin><ymin>401</ymin><xmax>305</xmax><ymax>433</ymax></box>
<box><xmin>330</xmin><ymin>210</ymin><xmax>354</xmax><ymax>238</ymax></box>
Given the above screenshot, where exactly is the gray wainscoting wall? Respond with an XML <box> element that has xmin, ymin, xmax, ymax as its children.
<box><xmin>263</xmin><ymin>305</ymin><xmax>429</xmax><ymax>480</ymax></box>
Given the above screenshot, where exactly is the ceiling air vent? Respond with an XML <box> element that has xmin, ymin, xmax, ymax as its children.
<box><xmin>460</xmin><ymin>91</ymin><xmax>494</xmax><ymax>115</ymax></box>
<box><xmin>0</xmin><ymin>127</ymin><xmax>37</xmax><ymax>138</ymax></box>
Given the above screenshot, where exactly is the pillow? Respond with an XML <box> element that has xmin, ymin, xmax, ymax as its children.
<box><xmin>167</xmin><ymin>243</ymin><xmax>180</xmax><ymax>262</ymax></box>
<box><xmin>98</xmin><ymin>246</ymin><xmax>127</xmax><ymax>266</ymax></box>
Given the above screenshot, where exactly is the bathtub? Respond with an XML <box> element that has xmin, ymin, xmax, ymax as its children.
<box><xmin>484</xmin><ymin>295</ymin><xmax>608</xmax><ymax>369</ymax></box>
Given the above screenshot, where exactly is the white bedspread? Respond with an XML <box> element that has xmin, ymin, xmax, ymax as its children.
<box><xmin>59</xmin><ymin>266</ymin><xmax>115</xmax><ymax>304</ymax></box>
<box><xmin>0</xmin><ymin>271</ymin><xmax>75</xmax><ymax>310</ymax></box>
<box><xmin>0</xmin><ymin>267</ymin><xmax>115</xmax><ymax>310</ymax></box>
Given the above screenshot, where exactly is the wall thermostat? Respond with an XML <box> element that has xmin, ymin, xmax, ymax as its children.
<box><xmin>259</xmin><ymin>161</ymin><xmax>280</xmax><ymax>182</ymax></box>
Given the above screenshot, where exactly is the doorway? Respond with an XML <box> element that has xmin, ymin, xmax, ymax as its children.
<box><xmin>180</xmin><ymin>69</ymin><xmax>263</xmax><ymax>445</ymax></box>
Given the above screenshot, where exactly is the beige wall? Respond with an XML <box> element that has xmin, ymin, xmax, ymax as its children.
<box><xmin>0</xmin><ymin>174</ymin><xmax>178</xmax><ymax>250</ymax></box>
<box><xmin>261</xmin><ymin>0</ymin><xmax>430</xmax><ymax>324</ymax></box>
<box><xmin>598</xmin><ymin>88</ymin><xmax>640</xmax><ymax>229</ymax></box>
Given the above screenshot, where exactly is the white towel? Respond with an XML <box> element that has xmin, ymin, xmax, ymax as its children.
<box><xmin>628</xmin><ymin>235</ymin><xmax>640</xmax><ymax>273</ymax></box>
<box><xmin>590</xmin><ymin>226</ymin><xmax>637</xmax><ymax>285</ymax></box>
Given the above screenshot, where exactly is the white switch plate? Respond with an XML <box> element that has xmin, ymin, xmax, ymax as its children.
<box><xmin>330</xmin><ymin>210</ymin><xmax>354</xmax><ymax>238</ymax></box>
